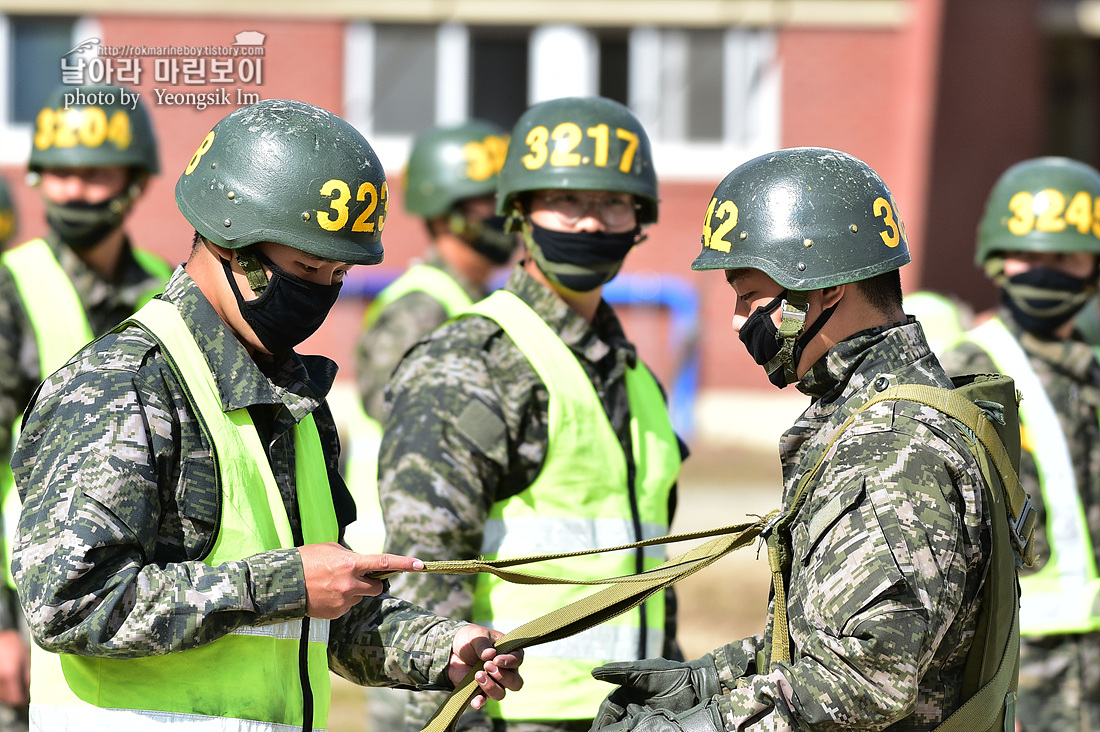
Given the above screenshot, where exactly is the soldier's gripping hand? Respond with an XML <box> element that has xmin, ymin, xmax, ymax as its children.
<box><xmin>299</xmin><ymin>542</ymin><xmax>424</xmax><ymax>619</ymax></box>
<box><xmin>448</xmin><ymin>624</ymin><xmax>524</xmax><ymax>709</ymax></box>
<box><xmin>591</xmin><ymin>654</ymin><xmax>721</xmax><ymax>726</ymax></box>
<box><xmin>591</xmin><ymin>702</ymin><xmax>723</xmax><ymax>732</ymax></box>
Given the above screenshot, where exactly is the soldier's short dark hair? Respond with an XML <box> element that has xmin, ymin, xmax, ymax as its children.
<box><xmin>854</xmin><ymin>269</ymin><xmax>903</xmax><ymax>315</ymax></box>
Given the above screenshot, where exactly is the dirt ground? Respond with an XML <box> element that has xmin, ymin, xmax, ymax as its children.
<box><xmin>327</xmin><ymin>441</ymin><xmax>782</xmax><ymax>731</ymax></box>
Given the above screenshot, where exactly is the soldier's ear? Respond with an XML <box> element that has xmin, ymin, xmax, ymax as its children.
<box><xmin>820</xmin><ymin>283</ymin><xmax>845</xmax><ymax>310</ymax></box>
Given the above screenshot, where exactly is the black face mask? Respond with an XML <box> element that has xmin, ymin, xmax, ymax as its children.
<box><xmin>221</xmin><ymin>252</ymin><xmax>342</xmax><ymax>355</ymax></box>
<box><xmin>46</xmin><ymin>198</ymin><xmax>127</xmax><ymax>250</ymax></box>
<box><xmin>528</xmin><ymin>222</ymin><xmax>636</xmax><ymax>292</ymax></box>
<box><xmin>738</xmin><ymin>292</ymin><xmax>838</xmax><ymax>389</ymax></box>
<box><xmin>1002</xmin><ymin>267</ymin><xmax>1094</xmax><ymax>335</ymax></box>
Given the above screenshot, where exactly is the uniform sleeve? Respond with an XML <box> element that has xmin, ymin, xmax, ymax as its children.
<box><xmin>11</xmin><ymin>358</ymin><xmax>308</xmax><ymax>658</ymax></box>
<box><xmin>711</xmin><ymin>428</ymin><xmax>982</xmax><ymax>731</ymax></box>
<box><xmin>356</xmin><ymin>292</ymin><xmax>450</xmax><ymax>422</ymax></box>
<box><xmin>379</xmin><ymin>326</ymin><xmax>519</xmax><ymax>732</ymax></box>
<box><xmin>329</xmin><ymin>592</ymin><xmax>466</xmax><ymax>690</ymax></box>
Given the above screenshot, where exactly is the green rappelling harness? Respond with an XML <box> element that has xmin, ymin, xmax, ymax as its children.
<box><xmin>372</xmin><ymin>374</ymin><xmax>1035</xmax><ymax>732</ymax></box>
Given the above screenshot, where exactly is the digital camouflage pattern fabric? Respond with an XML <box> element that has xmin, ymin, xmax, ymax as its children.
<box><xmin>940</xmin><ymin>306</ymin><xmax>1100</xmax><ymax>732</ymax></box>
<box><xmin>11</xmin><ymin>267</ymin><xmax>464</xmax><ymax>690</ymax></box>
<box><xmin>355</xmin><ymin>250</ymin><xmax>487</xmax><ymax>421</ymax></box>
<box><xmin>704</xmin><ymin>319</ymin><xmax>992</xmax><ymax>731</ymax></box>
<box><xmin>379</xmin><ymin>263</ymin><xmax>683</xmax><ymax>732</ymax></box>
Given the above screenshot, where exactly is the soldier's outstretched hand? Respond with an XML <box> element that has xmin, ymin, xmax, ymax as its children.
<box><xmin>299</xmin><ymin>542</ymin><xmax>424</xmax><ymax>619</ymax></box>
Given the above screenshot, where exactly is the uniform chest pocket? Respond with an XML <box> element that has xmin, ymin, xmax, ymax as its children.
<box><xmin>795</xmin><ymin>479</ymin><xmax>867</xmax><ymax>564</ymax></box>
<box><xmin>177</xmin><ymin>454</ymin><xmax>219</xmax><ymax>526</ymax></box>
<box><xmin>791</xmin><ymin>478</ymin><xmax>910</xmax><ymax>637</ymax></box>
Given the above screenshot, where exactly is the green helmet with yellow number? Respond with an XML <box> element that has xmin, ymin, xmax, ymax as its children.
<box><xmin>976</xmin><ymin>156</ymin><xmax>1100</xmax><ymax>266</ymax></box>
<box><xmin>175</xmin><ymin>99</ymin><xmax>386</xmax><ymax>266</ymax></box>
<box><xmin>29</xmin><ymin>84</ymin><xmax>159</xmax><ymax>174</ymax></box>
<box><xmin>691</xmin><ymin>147</ymin><xmax>911</xmax><ymax>288</ymax></box>
<box><xmin>497</xmin><ymin>96</ymin><xmax>658</xmax><ymax>224</ymax></box>
<box><xmin>404</xmin><ymin>120</ymin><xmax>508</xmax><ymax>218</ymax></box>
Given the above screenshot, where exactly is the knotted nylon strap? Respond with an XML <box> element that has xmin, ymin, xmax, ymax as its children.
<box><xmin>386</xmin><ymin>516</ymin><xmax>774</xmax><ymax>732</ymax></box>
<box><xmin>765</xmin><ymin>382</ymin><xmax>1034</xmax><ymax>667</ymax></box>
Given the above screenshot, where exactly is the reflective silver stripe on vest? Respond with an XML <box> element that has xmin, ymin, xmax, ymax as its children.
<box><xmin>30</xmin><ymin>704</ymin><xmax>317</xmax><ymax>732</ymax></box>
<box><xmin>477</xmin><ymin>620</ymin><xmax>663</xmax><ymax>662</ymax></box>
<box><xmin>969</xmin><ymin>319</ymin><xmax>1098</xmax><ymax>631</ymax></box>
<box><xmin>228</xmin><ymin>618</ymin><xmax>330</xmax><ymax>644</ymax></box>
<box><xmin>481</xmin><ymin>517</ymin><xmax>668</xmax><ymax>561</ymax></box>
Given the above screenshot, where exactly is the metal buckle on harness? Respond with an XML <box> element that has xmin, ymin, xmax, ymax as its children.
<box><xmin>780</xmin><ymin>299</ymin><xmax>807</xmax><ymax>325</ymax></box>
<box><xmin>1011</xmin><ymin>494</ymin><xmax>1036</xmax><ymax>554</ymax></box>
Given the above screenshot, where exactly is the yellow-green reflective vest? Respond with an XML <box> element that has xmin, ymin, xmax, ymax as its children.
<box><xmin>29</xmin><ymin>298</ymin><xmax>339</xmax><ymax>732</ymax></box>
<box><xmin>963</xmin><ymin>317</ymin><xmax>1100</xmax><ymax>634</ymax></box>
<box><xmin>0</xmin><ymin>239</ymin><xmax>171</xmax><ymax>589</ymax></box>
<box><xmin>464</xmin><ymin>290</ymin><xmax>681</xmax><ymax>722</ymax></box>
<box><xmin>344</xmin><ymin>264</ymin><xmax>474</xmax><ymax>554</ymax></box>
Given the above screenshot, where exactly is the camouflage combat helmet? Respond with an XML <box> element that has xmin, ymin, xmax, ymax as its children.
<box><xmin>175</xmin><ymin>99</ymin><xmax>386</xmax><ymax>266</ymax></box>
<box><xmin>0</xmin><ymin>175</ymin><xmax>16</xmax><ymax>245</ymax></box>
<box><xmin>29</xmin><ymin>84</ymin><xmax>159</xmax><ymax>174</ymax></box>
<box><xmin>404</xmin><ymin>120</ymin><xmax>508</xmax><ymax>218</ymax></box>
<box><xmin>691</xmin><ymin>147</ymin><xmax>911</xmax><ymax>288</ymax></box>
<box><xmin>497</xmin><ymin>96</ymin><xmax>658</xmax><ymax>225</ymax></box>
<box><xmin>976</xmin><ymin>156</ymin><xmax>1100</xmax><ymax>266</ymax></box>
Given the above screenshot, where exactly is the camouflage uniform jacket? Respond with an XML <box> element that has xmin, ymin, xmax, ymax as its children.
<box><xmin>355</xmin><ymin>250</ymin><xmax>487</xmax><ymax>421</ymax></box>
<box><xmin>11</xmin><ymin>267</ymin><xmax>463</xmax><ymax>691</ymax></box>
<box><xmin>711</xmin><ymin>319</ymin><xmax>992</xmax><ymax>731</ymax></box>
<box><xmin>379</xmin><ymin>263</ymin><xmax>683</xmax><ymax>732</ymax></box>
<box><xmin>940</xmin><ymin>307</ymin><xmax>1100</xmax><ymax>732</ymax></box>
<box><xmin>0</xmin><ymin>235</ymin><xmax>169</xmax><ymax>635</ymax></box>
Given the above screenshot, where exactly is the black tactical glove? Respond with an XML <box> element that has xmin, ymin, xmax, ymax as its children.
<box><xmin>591</xmin><ymin>701</ymin><xmax>723</xmax><ymax>732</ymax></box>
<box><xmin>591</xmin><ymin>655</ymin><xmax>721</xmax><ymax>728</ymax></box>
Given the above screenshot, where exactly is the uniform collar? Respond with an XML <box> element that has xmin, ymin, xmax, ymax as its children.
<box><xmin>159</xmin><ymin>268</ymin><xmax>336</xmax><ymax>418</ymax></box>
<box><xmin>796</xmin><ymin>317</ymin><xmax>940</xmax><ymax>403</ymax></box>
<box><xmin>502</xmin><ymin>262</ymin><xmax>636</xmax><ymax>367</ymax></box>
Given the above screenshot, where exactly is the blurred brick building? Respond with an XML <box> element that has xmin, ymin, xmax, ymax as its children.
<box><xmin>0</xmin><ymin>0</ymin><xmax>1091</xmax><ymax>437</ymax></box>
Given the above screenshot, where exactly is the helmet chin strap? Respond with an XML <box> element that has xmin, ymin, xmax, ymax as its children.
<box><xmin>764</xmin><ymin>290</ymin><xmax>840</xmax><ymax>385</ymax></box>
<box><xmin>764</xmin><ymin>290</ymin><xmax>809</xmax><ymax>384</ymax></box>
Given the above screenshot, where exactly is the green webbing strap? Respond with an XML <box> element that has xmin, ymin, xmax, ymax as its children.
<box><xmin>409</xmin><ymin>516</ymin><xmax>772</xmax><ymax>732</ymax></box>
<box><xmin>370</xmin><ymin>519</ymin><xmax>769</xmax><ymax>585</ymax></box>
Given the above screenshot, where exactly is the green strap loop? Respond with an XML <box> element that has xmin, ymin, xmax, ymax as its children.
<box><xmin>417</xmin><ymin>517</ymin><xmax>771</xmax><ymax>732</ymax></box>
